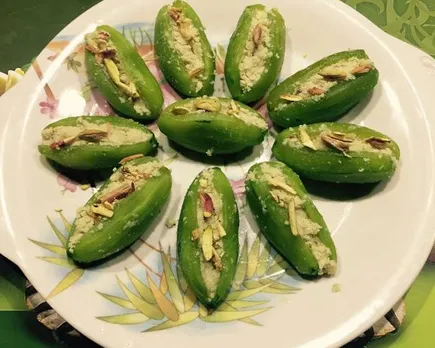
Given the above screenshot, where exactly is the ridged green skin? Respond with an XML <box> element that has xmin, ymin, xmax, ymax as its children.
<box><xmin>85</xmin><ymin>25</ymin><xmax>163</xmax><ymax>120</ymax></box>
<box><xmin>267</xmin><ymin>50</ymin><xmax>379</xmax><ymax>127</ymax></box>
<box><xmin>157</xmin><ymin>98</ymin><xmax>267</xmax><ymax>155</ymax></box>
<box><xmin>177</xmin><ymin>168</ymin><xmax>239</xmax><ymax>309</ymax></box>
<box><xmin>67</xmin><ymin>157</ymin><xmax>171</xmax><ymax>264</ymax></box>
<box><xmin>38</xmin><ymin>116</ymin><xmax>157</xmax><ymax>170</ymax></box>
<box><xmin>225</xmin><ymin>5</ymin><xmax>286</xmax><ymax>103</ymax></box>
<box><xmin>154</xmin><ymin>0</ymin><xmax>215</xmax><ymax>97</ymax></box>
<box><xmin>272</xmin><ymin>123</ymin><xmax>400</xmax><ymax>183</ymax></box>
<box><xmin>245</xmin><ymin>161</ymin><xmax>336</xmax><ymax>276</ymax></box>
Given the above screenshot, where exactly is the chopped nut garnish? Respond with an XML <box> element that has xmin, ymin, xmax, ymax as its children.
<box><xmin>172</xmin><ymin>106</ymin><xmax>190</xmax><ymax>115</ymax></box>
<box><xmin>253</xmin><ymin>24</ymin><xmax>262</xmax><ymax>49</ymax></box>
<box><xmin>270</xmin><ymin>191</ymin><xmax>280</xmax><ymax>202</ymax></box>
<box><xmin>179</xmin><ymin>21</ymin><xmax>193</xmax><ymax>41</ymax></box>
<box><xmin>217</xmin><ymin>222</ymin><xmax>227</xmax><ymax>238</ymax></box>
<box><xmin>168</xmin><ymin>7</ymin><xmax>182</xmax><ymax>22</ymax></box>
<box><xmin>321</xmin><ymin>134</ymin><xmax>351</xmax><ymax>157</ymax></box>
<box><xmin>189</xmin><ymin>67</ymin><xmax>203</xmax><ymax>78</ymax></box>
<box><xmin>119</xmin><ymin>154</ymin><xmax>144</xmax><ymax>165</ymax></box>
<box><xmin>328</xmin><ymin>132</ymin><xmax>354</xmax><ymax>143</ymax></box>
<box><xmin>91</xmin><ymin>204</ymin><xmax>114</xmax><ymax>218</ymax></box>
<box><xmin>307</xmin><ymin>87</ymin><xmax>325</xmax><ymax>96</ymax></box>
<box><xmin>229</xmin><ymin>100</ymin><xmax>239</xmax><ymax>114</ymax></box>
<box><xmin>78</xmin><ymin>129</ymin><xmax>108</xmax><ymax>142</ymax></box>
<box><xmin>98</xmin><ymin>182</ymin><xmax>135</xmax><ymax>203</ymax></box>
<box><xmin>212</xmin><ymin>248</ymin><xmax>223</xmax><ymax>271</ymax></box>
<box><xmin>299</xmin><ymin>125</ymin><xmax>317</xmax><ymax>150</ymax></box>
<box><xmin>319</xmin><ymin>67</ymin><xmax>347</xmax><ymax>80</ymax></box>
<box><xmin>194</xmin><ymin>98</ymin><xmax>221</xmax><ymax>112</ymax></box>
<box><xmin>268</xmin><ymin>178</ymin><xmax>297</xmax><ymax>195</ymax></box>
<box><xmin>191</xmin><ymin>229</ymin><xmax>200</xmax><ymax>241</ymax></box>
<box><xmin>352</xmin><ymin>64</ymin><xmax>372</xmax><ymax>75</ymax></box>
<box><xmin>49</xmin><ymin>135</ymin><xmax>77</xmax><ymax>150</ymax></box>
<box><xmin>103</xmin><ymin>201</ymin><xmax>114</xmax><ymax>210</ymax></box>
<box><xmin>201</xmin><ymin>227</ymin><xmax>213</xmax><ymax>261</ymax></box>
<box><xmin>366</xmin><ymin>136</ymin><xmax>391</xmax><ymax>149</ymax></box>
<box><xmin>280</xmin><ymin>94</ymin><xmax>303</xmax><ymax>102</ymax></box>
<box><xmin>288</xmin><ymin>198</ymin><xmax>299</xmax><ymax>236</ymax></box>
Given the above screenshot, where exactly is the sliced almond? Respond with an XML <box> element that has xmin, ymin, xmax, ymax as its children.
<box><xmin>212</xmin><ymin>247</ymin><xmax>223</xmax><ymax>271</ymax></box>
<box><xmin>103</xmin><ymin>201</ymin><xmax>114</xmax><ymax>211</ymax></box>
<box><xmin>91</xmin><ymin>204</ymin><xmax>114</xmax><ymax>218</ymax></box>
<box><xmin>179</xmin><ymin>21</ymin><xmax>193</xmax><ymax>41</ymax></box>
<box><xmin>191</xmin><ymin>229</ymin><xmax>200</xmax><ymax>241</ymax></box>
<box><xmin>268</xmin><ymin>178</ymin><xmax>297</xmax><ymax>195</ymax></box>
<box><xmin>168</xmin><ymin>7</ymin><xmax>182</xmax><ymax>22</ymax></box>
<box><xmin>288</xmin><ymin>198</ymin><xmax>298</xmax><ymax>236</ymax></box>
<box><xmin>201</xmin><ymin>227</ymin><xmax>213</xmax><ymax>261</ymax></box>
<box><xmin>193</xmin><ymin>98</ymin><xmax>221</xmax><ymax>112</ymax></box>
<box><xmin>319</xmin><ymin>67</ymin><xmax>347</xmax><ymax>80</ymax></box>
<box><xmin>253</xmin><ymin>24</ymin><xmax>262</xmax><ymax>48</ymax></box>
<box><xmin>280</xmin><ymin>94</ymin><xmax>303</xmax><ymax>102</ymax></box>
<box><xmin>299</xmin><ymin>125</ymin><xmax>317</xmax><ymax>150</ymax></box>
<box><xmin>119</xmin><ymin>154</ymin><xmax>144</xmax><ymax>165</ymax></box>
<box><xmin>352</xmin><ymin>64</ymin><xmax>372</xmax><ymax>75</ymax></box>
<box><xmin>78</xmin><ymin>129</ymin><xmax>108</xmax><ymax>142</ymax></box>
<box><xmin>328</xmin><ymin>132</ymin><xmax>354</xmax><ymax>143</ymax></box>
<box><xmin>321</xmin><ymin>134</ymin><xmax>351</xmax><ymax>157</ymax></box>
<box><xmin>307</xmin><ymin>87</ymin><xmax>325</xmax><ymax>96</ymax></box>
<box><xmin>189</xmin><ymin>67</ymin><xmax>203</xmax><ymax>78</ymax></box>
<box><xmin>366</xmin><ymin>136</ymin><xmax>391</xmax><ymax>149</ymax></box>
<box><xmin>98</xmin><ymin>182</ymin><xmax>135</xmax><ymax>204</ymax></box>
<box><xmin>217</xmin><ymin>222</ymin><xmax>227</xmax><ymax>238</ymax></box>
<box><xmin>86</xmin><ymin>44</ymin><xmax>99</xmax><ymax>54</ymax></box>
<box><xmin>49</xmin><ymin>135</ymin><xmax>77</xmax><ymax>149</ymax></box>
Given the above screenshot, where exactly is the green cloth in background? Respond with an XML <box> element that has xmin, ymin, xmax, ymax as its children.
<box><xmin>0</xmin><ymin>0</ymin><xmax>434</xmax><ymax>347</ymax></box>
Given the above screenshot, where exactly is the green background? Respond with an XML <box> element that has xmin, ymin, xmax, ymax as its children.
<box><xmin>0</xmin><ymin>0</ymin><xmax>434</xmax><ymax>347</ymax></box>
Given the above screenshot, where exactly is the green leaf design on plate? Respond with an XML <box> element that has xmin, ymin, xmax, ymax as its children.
<box><xmin>146</xmin><ymin>272</ymin><xmax>179</xmax><ymax>322</ymax></box>
<box><xmin>232</xmin><ymin>239</ymin><xmax>248</xmax><ymax>290</ymax></box>
<box><xmin>56</xmin><ymin>210</ymin><xmax>72</xmax><ymax>233</ymax></box>
<box><xmin>98</xmin><ymin>312</ymin><xmax>149</xmax><ymax>325</ymax></box>
<box><xmin>227</xmin><ymin>283</ymin><xmax>273</xmax><ymax>301</ymax></box>
<box><xmin>243</xmin><ymin>279</ymin><xmax>300</xmax><ymax>294</ymax></box>
<box><xmin>47</xmin><ymin>268</ymin><xmax>85</xmax><ymax>299</ymax></box>
<box><xmin>117</xmin><ymin>276</ymin><xmax>164</xmax><ymax>320</ymax></box>
<box><xmin>256</xmin><ymin>242</ymin><xmax>272</xmax><ymax>277</ymax></box>
<box><xmin>225</xmin><ymin>300</ymin><xmax>269</xmax><ymax>309</ymax></box>
<box><xmin>29</xmin><ymin>239</ymin><xmax>66</xmax><ymax>256</ymax></box>
<box><xmin>37</xmin><ymin>257</ymin><xmax>75</xmax><ymax>268</ymax></box>
<box><xmin>125</xmin><ymin>269</ymin><xmax>156</xmax><ymax>304</ymax></box>
<box><xmin>97</xmin><ymin>292</ymin><xmax>136</xmax><ymax>310</ymax></box>
<box><xmin>144</xmin><ymin>312</ymin><xmax>199</xmax><ymax>332</ymax></box>
<box><xmin>161</xmin><ymin>251</ymin><xmax>185</xmax><ymax>314</ymax></box>
<box><xmin>247</xmin><ymin>236</ymin><xmax>261</xmax><ymax>278</ymax></box>
<box><xmin>218</xmin><ymin>302</ymin><xmax>261</xmax><ymax>326</ymax></box>
<box><xmin>200</xmin><ymin>307</ymin><xmax>271</xmax><ymax>323</ymax></box>
<box><xmin>46</xmin><ymin>216</ymin><xmax>67</xmax><ymax>246</ymax></box>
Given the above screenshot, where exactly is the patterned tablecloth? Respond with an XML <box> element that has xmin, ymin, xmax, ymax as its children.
<box><xmin>0</xmin><ymin>0</ymin><xmax>434</xmax><ymax>347</ymax></box>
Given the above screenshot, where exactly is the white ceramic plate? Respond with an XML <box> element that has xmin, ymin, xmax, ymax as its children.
<box><xmin>1</xmin><ymin>0</ymin><xmax>435</xmax><ymax>347</ymax></box>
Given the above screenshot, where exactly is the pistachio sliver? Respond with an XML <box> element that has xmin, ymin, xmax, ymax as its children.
<box><xmin>288</xmin><ymin>198</ymin><xmax>298</xmax><ymax>236</ymax></box>
<box><xmin>91</xmin><ymin>204</ymin><xmax>114</xmax><ymax>218</ymax></box>
<box><xmin>268</xmin><ymin>178</ymin><xmax>297</xmax><ymax>194</ymax></box>
<box><xmin>193</xmin><ymin>98</ymin><xmax>221</xmax><ymax>112</ymax></box>
<box><xmin>299</xmin><ymin>125</ymin><xmax>317</xmax><ymax>150</ymax></box>
<box><xmin>201</xmin><ymin>226</ymin><xmax>213</xmax><ymax>261</ymax></box>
